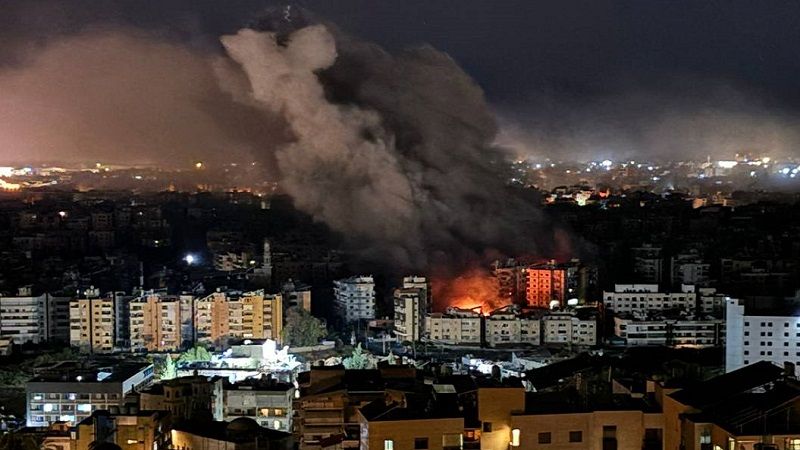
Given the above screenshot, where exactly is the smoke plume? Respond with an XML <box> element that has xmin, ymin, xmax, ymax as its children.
<box><xmin>219</xmin><ymin>25</ymin><xmax>563</xmax><ymax>270</ymax></box>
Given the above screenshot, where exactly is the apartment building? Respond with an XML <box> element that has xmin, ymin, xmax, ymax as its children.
<box><xmin>333</xmin><ymin>276</ymin><xmax>375</xmax><ymax>322</ymax></box>
<box><xmin>614</xmin><ymin>313</ymin><xmax>724</xmax><ymax>347</ymax></box>
<box><xmin>485</xmin><ymin>309</ymin><xmax>541</xmax><ymax>347</ymax></box>
<box><xmin>542</xmin><ymin>312</ymin><xmax>597</xmax><ymax>346</ymax></box>
<box><xmin>725</xmin><ymin>298</ymin><xmax>800</xmax><ymax>376</ymax></box>
<box><xmin>603</xmin><ymin>284</ymin><xmax>697</xmax><ymax>314</ymax></box>
<box><xmin>525</xmin><ymin>263</ymin><xmax>567</xmax><ymax>307</ymax></box>
<box><xmin>129</xmin><ymin>293</ymin><xmax>193</xmax><ymax>352</ymax></box>
<box><xmin>393</xmin><ymin>288</ymin><xmax>424</xmax><ymax>342</ymax></box>
<box><xmin>0</xmin><ymin>288</ymin><xmax>71</xmax><ymax>344</ymax></box>
<box><xmin>195</xmin><ymin>290</ymin><xmax>283</xmax><ymax>348</ymax></box>
<box><xmin>426</xmin><ymin>308</ymin><xmax>482</xmax><ymax>345</ymax></box>
<box><xmin>69</xmin><ymin>297</ymin><xmax>115</xmax><ymax>353</ymax></box>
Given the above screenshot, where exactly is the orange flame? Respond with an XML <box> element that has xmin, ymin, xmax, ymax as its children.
<box><xmin>431</xmin><ymin>268</ymin><xmax>508</xmax><ymax>314</ymax></box>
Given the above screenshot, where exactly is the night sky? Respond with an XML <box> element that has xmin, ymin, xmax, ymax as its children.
<box><xmin>3</xmin><ymin>0</ymin><xmax>800</xmax><ymax>160</ymax></box>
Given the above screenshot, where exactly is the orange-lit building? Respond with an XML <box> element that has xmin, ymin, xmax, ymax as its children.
<box><xmin>525</xmin><ymin>263</ymin><xmax>567</xmax><ymax>307</ymax></box>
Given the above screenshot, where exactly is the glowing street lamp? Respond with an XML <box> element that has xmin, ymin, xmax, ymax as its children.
<box><xmin>184</xmin><ymin>254</ymin><xmax>196</xmax><ymax>265</ymax></box>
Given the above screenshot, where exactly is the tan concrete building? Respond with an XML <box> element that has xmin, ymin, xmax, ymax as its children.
<box><xmin>511</xmin><ymin>408</ymin><xmax>664</xmax><ymax>450</ymax></box>
<box><xmin>542</xmin><ymin>312</ymin><xmax>597</xmax><ymax>346</ymax></box>
<box><xmin>129</xmin><ymin>293</ymin><xmax>192</xmax><ymax>352</ymax></box>
<box><xmin>70</xmin><ymin>297</ymin><xmax>115</xmax><ymax>354</ymax></box>
<box><xmin>195</xmin><ymin>290</ymin><xmax>283</xmax><ymax>348</ymax></box>
<box><xmin>485</xmin><ymin>309</ymin><xmax>540</xmax><ymax>347</ymax></box>
<box><xmin>426</xmin><ymin>308</ymin><xmax>482</xmax><ymax>345</ymax></box>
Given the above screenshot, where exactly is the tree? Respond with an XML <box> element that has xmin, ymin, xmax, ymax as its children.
<box><xmin>177</xmin><ymin>345</ymin><xmax>212</xmax><ymax>365</ymax></box>
<box><xmin>343</xmin><ymin>343</ymin><xmax>370</xmax><ymax>369</ymax></box>
<box><xmin>159</xmin><ymin>356</ymin><xmax>177</xmax><ymax>380</ymax></box>
<box><xmin>282</xmin><ymin>308</ymin><xmax>327</xmax><ymax>347</ymax></box>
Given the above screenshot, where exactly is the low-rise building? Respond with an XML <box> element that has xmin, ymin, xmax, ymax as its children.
<box><xmin>426</xmin><ymin>308</ymin><xmax>482</xmax><ymax>345</ymax></box>
<box><xmin>603</xmin><ymin>284</ymin><xmax>697</xmax><ymax>314</ymax></box>
<box><xmin>172</xmin><ymin>418</ymin><xmax>292</xmax><ymax>450</ymax></box>
<box><xmin>614</xmin><ymin>313</ymin><xmax>724</xmax><ymax>347</ymax></box>
<box><xmin>542</xmin><ymin>311</ymin><xmax>597</xmax><ymax>346</ymax></box>
<box><xmin>26</xmin><ymin>360</ymin><xmax>154</xmax><ymax>426</ymax></box>
<box><xmin>485</xmin><ymin>308</ymin><xmax>541</xmax><ymax>347</ymax></box>
<box><xmin>139</xmin><ymin>375</ymin><xmax>224</xmax><ymax>422</ymax></box>
<box><xmin>224</xmin><ymin>377</ymin><xmax>294</xmax><ymax>432</ymax></box>
<box><xmin>72</xmin><ymin>409</ymin><xmax>169</xmax><ymax>450</ymax></box>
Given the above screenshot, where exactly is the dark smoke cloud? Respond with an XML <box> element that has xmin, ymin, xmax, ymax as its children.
<box><xmin>219</xmin><ymin>25</ymin><xmax>564</xmax><ymax>270</ymax></box>
<box><xmin>496</xmin><ymin>82</ymin><xmax>800</xmax><ymax>162</ymax></box>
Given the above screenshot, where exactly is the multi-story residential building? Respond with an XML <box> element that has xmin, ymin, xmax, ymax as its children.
<box><xmin>485</xmin><ymin>308</ymin><xmax>541</xmax><ymax>347</ymax></box>
<box><xmin>725</xmin><ymin>298</ymin><xmax>800</xmax><ymax>376</ymax></box>
<box><xmin>631</xmin><ymin>244</ymin><xmax>664</xmax><ymax>283</ymax></box>
<box><xmin>525</xmin><ymin>262</ymin><xmax>567</xmax><ymax>307</ymax></box>
<box><xmin>139</xmin><ymin>375</ymin><xmax>224</xmax><ymax>422</ymax></box>
<box><xmin>402</xmin><ymin>276</ymin><xmax>431</xmax><ymax>312</ymax></box>
<box><xmin>393</xmin><ymin>288</ymin><xmax>424</xmax><ymax>342</ymax></box>
<box><xmin>333</xmin><ymin>276</ymin><xmax>375</xmax><ymax>322</ymax></box>
<box><xmin>129</xmin><ymin>293</ymin><xmax>193</xmax><ymax>352</ymax></box>
<box><xmin>671</xmin><ymin>251</ymin><xmax>711</xmax><ymax>286</ymax></box>
<box><xmin>282</xmin><ymin>280</ymin><xmax>311</xmax><ymax>312</ymax></box>
<box><xmin>26</xmin><ymin>360</ymin><xmax>154</xmax><ymax>426</ymax></box>
<box><xmin>70</xmin><ymin>297</ymin><xmax>115</xmax><ymax>353</ymax></box>
<box><xmin>613</xmin><ymin>313</ymin><xmax>724</xmax><ymax>347</ymax></box>
<box><xmin>603</xmin><ymin>284</ymin><xmax>697</xmax><ymax>314</ymax></box>
<box><xmin>425</xmin><ymin>308</ymin><xmax>482</xmax><ymax>345</ymax></box>
<box><xmin>101</xmin><ymin>291</ymin><xmax>134</xmax><ymax>349</ymax></box>
<box><xmin>542</xmin><ymin>312</ymin><xmax>597</xmax><ymax>346</ymax></box>
<box><xmin>195</xmin><ymin>290</ymin><xmax>283</xmax><ymax>348</ymax></box>
<box><xmin>223</xmin><ymin>378</ymin><xmax>294</xmax><ymax>431</ymax></box>
<box><xmin>0</xmin><ymin>288</ymin><xmax>71</xmax><ymax>344</ymax></box>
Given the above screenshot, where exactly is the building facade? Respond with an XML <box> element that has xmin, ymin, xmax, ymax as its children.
<box><xmin>425</xmin><ymin>308</ymin><xmax>482</xmax><ymax>345</ymax></box>
<box><xmin>725</xmin><ymin>298</ymin><xmax>800</xmax><ymax>376</ymax></box>
<box><xmin>129</xmin><ymin>293</ymin><xmax>193</xmax><ymax>352</ymax></box>
<box><xmin>69</xmin><ymin>297</ymin><xmax>115</xmax><ymax>354</ymax></box>
<box><xmin>26</xmin><ymin>361</ymin><xmax>154</xmax><ymax>426</ymax></box>
<box><xmin>333</xmin><ymin>276</ymin><xmax>376</xmax><ymax>323</ymax></box>
<box><xmin>195</xmin><ymin>290</ymin><xmax>283</xmax><ymax>348</ymax></box>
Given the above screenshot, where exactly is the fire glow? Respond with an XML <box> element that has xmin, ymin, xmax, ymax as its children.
<box><xmin>431</xmin><ymin>268</ymin><xmax>507</xmax><ymax>314</ymax></box>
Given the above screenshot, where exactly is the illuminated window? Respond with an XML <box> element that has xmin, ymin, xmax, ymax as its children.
<box><xmin>511</xmin><ymin>429</ymin><xmax>521</xmax><ymax>447</ymax></box>
<box><xmin>384</xmin><ymin>440</ymin><xmax>394</xmax><ymax>450</ymax></box>
<box><xmin>787</xmin><ymin>439</ymin><xmax>800</xmax><ymax>450</ymax></box>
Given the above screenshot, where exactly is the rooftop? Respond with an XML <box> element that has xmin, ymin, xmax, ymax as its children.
<box><xmin>28</xmin><ymin>360</ymin><xmax>152</xmax><ymax>384</ymax></box>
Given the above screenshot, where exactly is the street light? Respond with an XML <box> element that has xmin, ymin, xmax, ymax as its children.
<box><xmin>184</xmin><ymin>254</ymin><xmax>195</xmax><ymax>265</ymax></box>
